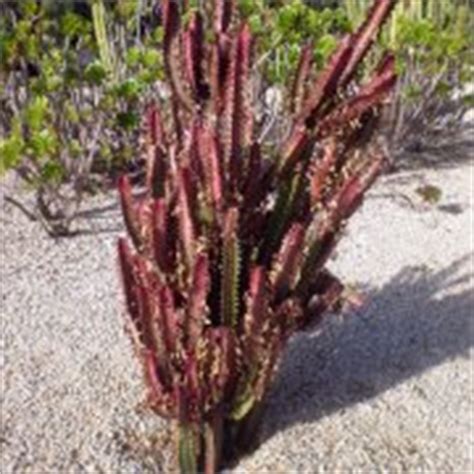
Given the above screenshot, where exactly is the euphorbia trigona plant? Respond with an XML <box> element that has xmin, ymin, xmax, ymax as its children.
<box><xmin>117</xmin><ymin>0</ymin><xmax>397</xmax><ymax>472</ymax></box>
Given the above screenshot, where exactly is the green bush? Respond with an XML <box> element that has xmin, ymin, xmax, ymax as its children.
<box><xmin>0</xmin><ymin>0</ymin><xmax>164</xmax><ymax>235</ymax></box>
<box><xmin>240</xmin><ymin>0</ymin><xmax>351</xmax><ymax>85</ymax></box>
<box><xmin>2</xmin><ymin>0</ymin><xmax>471</xmax><ymax>236</ymax></box>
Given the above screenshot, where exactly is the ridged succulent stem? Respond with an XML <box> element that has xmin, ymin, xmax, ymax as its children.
<box><xmin>91</xmin><ymin>0</ymin><xmax>116</xmax><ymax>82</ymax></box>
<box><xmin>178</xmin><ymin>422</ymin><xmax>199</xmax><ymax>474</ymax></box>
<box><xmin>204</xmin><ymin>411</ymin><xmax>224</xmax><ymax>474</ymax></box>
<box><xmin>221</xmin><ymin>208</ymin><xmax>240</xmax><ymax>327</ymax></box>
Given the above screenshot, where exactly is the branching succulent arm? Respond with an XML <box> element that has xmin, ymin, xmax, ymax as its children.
<box><xmin>117</xmin><ymin>1</ymin><xmax>397</xmax><ymax>472</ymax></box>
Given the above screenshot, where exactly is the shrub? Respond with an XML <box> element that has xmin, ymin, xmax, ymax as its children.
<box><xmin>116</xmin><ymin>0</ymin><xmax>397</xmax><ymax>472</ymax></box>
<box><xmin>0</xmin><ymin>0</ymin><xmax>164</xmax><ymax>235</ymax></box>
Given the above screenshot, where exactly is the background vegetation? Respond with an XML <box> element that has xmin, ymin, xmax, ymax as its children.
<box><xmin>1</xmin><ymin>0</ymin><xmax>472</xmax><ymax>235</ymax></box>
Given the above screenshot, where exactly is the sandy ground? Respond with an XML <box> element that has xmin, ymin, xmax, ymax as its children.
<box><xmin>1</xmin><ymin>160</ymin><xmax>472</xmax><ymax>473</ymax></box>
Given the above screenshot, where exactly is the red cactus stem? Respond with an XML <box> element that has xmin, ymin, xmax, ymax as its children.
<box><xmin>299</xmin><ymin>149</ymin><xmax>386</xmax><ymax>300</ymax></box>
<box><xmin>152</xmin><ymin>198</ymin><xmax>170</xmax><ymax>273</ymax></box>
<box><xmin>198</xmin><ymin>333</ymin><xmax>215</xmax><ymax>405</ymax></box>
<box><xmin>184</xmin><ymin>352</ymin><xmax>202</xmax><ymax>422</ymax></box>
<box><xmin>144</xmin><ymin>349</ymin><xmax>173</xmax><ymax>418</ymax></box>
<box><xmin>158</xmin><ymin>285</ymin><xmax>180</xmax><ymax>354</ymax></box>
<box><xmin>162</xmin><ymin>0</ymin><xmax>193</xmax><ymax>124</ymax></box>
<box><xmin>165</xmin><ymin>143</ymin><xmax>178</xmax><ymax>193</ymax></box>
<box><xmin>183</xmin><ymin>28</ymin><xmax>196</xmax><ymax>95</ymax></box>
<box><xmin>376</xmin><ymin>50</ymin><xmax>397</xmax><ymax>76</ymax></box>
<box><xmin>141</xmin><ymin>350</ymin><xmax>173</xmax><ymax>412</ymax></box>
<box><xmin>299</xmin><ymin>34</ymin><xmax>353</xmax><ymax>127</ymax></box>
<box><xmin>310</xmin><ymin>137</ymin><xmax>338</xmax><ymax>207</ymax></box>
<box><xmin>196</xmin><ymin>124</ymin><xmax>224</xmax><ymax>214</ymax></box>
<box><xmin>241</xmin><ymin>142</ymin><xmax>261</xmax><ymax>200</ymax></box>
<box><xmin>147</xmin><ymin>145</ymin><xmax>167</xmax><ymax>199</ymax></box>
<box><xmin>318</xmin><ymin>56</ymin><xmax>396</xmax><ymax>139</ymax></box>
<box><xmin>274</xmin><ymin>297</ymin><xmax>305</xmax><ymax>338</ymax></box>
<box><xmin>118</xmin><ymin>176</ymin><xmax>142</xmax><ymax>251</ymax></box>
<box><xmin>254</xmin><ymin>329</ymin><xmax>282</xmax><ymax>400</ymax></box>
<box><xmin>204</xmin><ymin>409</ymin><xmax>224</xmax><ymax>474</ymax></box>
<box><xmin>162</xmin><ymin>0</ymin><xmax>180</xmax><ymax>51</ymax></box>
<box><xmin>209</xmin><ymin>43</ymin><xmax>223</xmax><ymax>113</ymax></box>
<box><xmin>221</xmin><ymin>35</ymin><xmax>238</xmax><ymax>187</ymax></box>
<box><xmin>361</xmin><ymin>148</ymin><xmax>388</xmax><ymax>186</ymax></box>
<box><xmin>273</xmin><ymin>222</ymin><xmax>307</xmax><ymax>301</ymax></box>
<box><xmin>183</xmin><ymin>126</ymin><xmax>201</xmax><ymax>195</ymax></box>
<box><xmin>334</xmin><ymin>175</ymin><xmax>366</xmax><ymax>220</ymax></box>
<box><xmin>183</xmin><ymin>12</ymin><xmax>207</xmax><ymax>101</ymax></box>
<box><xmin>235</xmin><ymin>23</ymin><xmax>254</xmax><ymax>154</ymax></box>
<box><xmin>246</xmin><ymin>267</ymin><xmax>267</xmax><ymax>330</ymax></box>
<box><xmin>279</xmin><ymin>125</ymin><xmax>311</xmax><ymax>176</ymax></box>
<box><xmin>339</xmin><ymin>0</ymin><xmax>397</xmax><ymax>86</ymax></box>
<box><xmin>206</xmin><ymin>327</ymin><xmax>235</xmax><ymax>400</ymax></box>
<box><xmin>295</xmin><ymin>220</ymin><xmax>338</xmax><ymax>301</ymax></box>
<box><xmin>177</xmin><ymin>166</ymin><xmax>197</xmax><ymax>271</ymax></box>
<box><xmin>332</xmin><ymin>148</ymin><xmax>387</xmax><ymax>221</ymax></box>
<box><xmin>176</xmin><ymin>384</ymin><xmax>187</xmax><ymax>423</ymax></box>
<box><xmin>133</xmin><ymin>261</ymin><xmax>158</xmax><ymax>350</ymax></box>
<box><xmin>146</xmin><ymin>104</ymin><xmax>167</xmax><ymax>199</ymax></box>
<box><xmin>291</xmin><ymin>41</ymin><xmax>314</xmax><ymax>116</ymax></box>
<box><xmin>117</xmin><ymin>238</ymin><xmax>141</xmax><ymax>327</ymax></box>
<box><xmin>149</xmin><ymin>303</ymin><xmax>174</xmax><ymax>388</ymax></box>
<box><xmin>217</xmin><ymin>328</ymin><xmax>235</xmax><ymax>398</ymax></box>
<box><xmin>146</xmin><ymin>102</ymin><xmax>166</xmax><ymax>149</ymax></box>
<box><xmin>222</xmin><ymin>23</ymin><xmax>253</xmax><ymax>197</ymax></box>
<box><xmin>134</xmin><ymin>266</ymin><xmax>172</xmax><ymax>386</ymax></box>
<box><xmin>187</xmin><ymin>254</ymin><xmax>210</xmax><ymax>347</ymax></box>
<box><xmin>213</xmin><ymin>0</ymin><xmax>235</xmax><ymax>34</ymax></box>
<box><xmin>304</xmin><ymin>271</ymin><xmax>345</xmax><ymax>326</ymax></box>
<box><xmin>243</xmin><ymin>266</ymin><xmax>269</xmax><ymax>363</ymax></box>
<box><xmin>137</xmin><ymin>199</ymin><xmax>155</xmax><ymax>255</ymax></box>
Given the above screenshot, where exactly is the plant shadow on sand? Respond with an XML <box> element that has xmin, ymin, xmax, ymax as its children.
<box><xmin>392</xmin><ymin>128</ymin><xmax>473</xmax><ymax>172</ymax></box>
<box><xmin>258</xmin><ymin>255</ymin><xmax>473</xmax><ymax>445</ymax></box>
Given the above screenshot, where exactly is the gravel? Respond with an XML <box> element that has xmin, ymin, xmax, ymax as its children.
<box><xmin>1</xmin><ymin>161</ymin><xmax>472</xmax><ymax>473</ymax></box>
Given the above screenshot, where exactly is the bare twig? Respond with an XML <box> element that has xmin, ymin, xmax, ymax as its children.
<box><xmin>4</xmin><ymin>194</ymin><xmax>38</xmax><ymax>221</ymax></box>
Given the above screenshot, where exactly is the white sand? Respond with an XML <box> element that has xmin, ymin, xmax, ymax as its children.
<box><xmin>1</xmin><ymin>161</ymin><xmax>472</xmax><ymax>473</ymax></box>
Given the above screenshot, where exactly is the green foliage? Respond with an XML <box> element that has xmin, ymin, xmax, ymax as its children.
<box><xmin>0</xmin><ymin>134</ymin><xmax>23</xmax><ymax>175</ymax></box>
<box><xmin>0</xmin><ymin>0</ymin><xmax>165</xmax><ymax>235</ymax></box>
<box><xmin>84</xmin><ymin>61</ymin><xmax>108</xmax><ymax>85</ymax></box>
<box><xmin>240</xmin><ymin>0</ymin><xmax>350</xmax><ymax>84</ymax></box>
<box><xmin>91</xmin><ymin>0</ymin><xmax>116</xmax><ymax>80</ymax></box>
<box><xmin>25</xmin><ymin>96</ymin><xmax>50</xmax><ymax>132</ymax></box>
<box><xmin>2</xmin><ymin>0</ymin><xmax>469</xmax><ymax>235</ymax></box>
